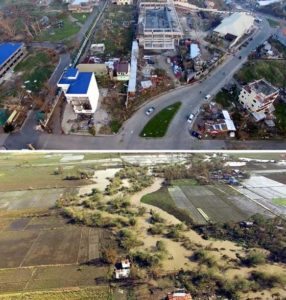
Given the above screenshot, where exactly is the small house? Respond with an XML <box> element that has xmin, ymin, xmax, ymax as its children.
<box><xmin>114</xmin><ymin>259</ymin><xmax>131</xmax><ymax>279</ymax></box>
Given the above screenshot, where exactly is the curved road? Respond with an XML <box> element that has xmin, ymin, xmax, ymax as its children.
<box><xmin>3</xmin><ymin>17</ymin><xmax>284</xmax><ymax>150</ymax></box>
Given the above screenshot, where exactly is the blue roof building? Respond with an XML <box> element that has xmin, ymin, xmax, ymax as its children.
<box><xmin>0</xmin><ymin>42</ymin><xmax>25</xmax><ymax>81</ymax></box>
<box><xmin>0</xmin><ymin>43</ymin><xmax>23</xmax><ymax>66</ymax></box>
<box><xmin>58</xmin><ymin>67</ymin><xmax>99</xmax><ymax>114</ymax></box>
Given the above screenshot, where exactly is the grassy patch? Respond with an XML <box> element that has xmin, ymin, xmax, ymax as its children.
<box><xmin>0</xmin><ymin>165</ymin><xmax>90</xmax><ymax>192</ymax></box>
<box><xmin>0</xmin><ymin>284</ymin><xmax>110</xmax><ymax>299</ymax></box>
<box><xmin>93</xmin><ymin>6</ymin><xmax>134</xmax><ymax>57</ymax></box>
<box><xmin>171</xmin><ymin>179</ymin><xmax>198</xmax><ymax>186</ymax></box>
<box><xmin>140</xmin><ymin>102</ymin><xmax>182</xmax><ymax>138</ymax></box>
<box><xmin>14</xmin><ymin>52</ymin><xmax>54</xmax><ymax>92</ymax></box>
<box><xmin>141</xmin><ymin>187</ymin><xmax>193</xmax><ymax>224</ymax></box>
<box><xmin>267</xmin><ymin>18</ymin><xmax>280</xmax><ymax>28</ymax></box>
<box><xmin>110</xmin><ymin>120</ymin><xmax>121</xmax><ymax>133</ymax></box>
<box><xmin>275</xmin><ymin>102</ymin><xmax>286</xmax><ymax>132</ymax></box>
<box><xmin>272</xmin><ymin>198</ymin><xmax>286</xmax><ymax>206</ymax></box>
<box><xmin>72</xmin><ymin>12</ymin><xmax>90</xmax><ymax>24</ymax></box>
<box><xmin>214</xmin><ymin>90</ymin><xmax>233</xmax><ymax>108</ymax></box>
<box><xmin>37</xmin><ymin>16</ymin><xmax>80</xmax><ymax>42</ymax></box>
<box><xmin>235</xmin><ymin>60</ymin><xmax>286</xmax><ymax>88</ymax></box>
<box><xmin>15</xmin><ymin>52</ymin><xmax>49</xmax><ymax>72</ymax></box>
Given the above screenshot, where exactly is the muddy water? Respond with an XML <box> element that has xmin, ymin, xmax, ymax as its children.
<box><xmin>78</xmin><ymin>168</ymin><xmax>122</xmax><ymax>195</ymax></box>
<box><xmin>130</xmin><ymin>179</ymin><xmax>244</xmax><ymax>266</ymax></box>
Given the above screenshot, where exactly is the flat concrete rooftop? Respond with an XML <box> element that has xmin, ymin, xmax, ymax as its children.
<box><xmin>145</xmin><ymin>7</ymin><xmax>171</xmax><ymax>29</ymax></box>
<box><xmin>250</xmin><ymin>79</ymin><xmax>278</xmax><ymax>96</ymax></box>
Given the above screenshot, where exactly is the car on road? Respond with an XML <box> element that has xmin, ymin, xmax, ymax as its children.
<box><xmin>205</xmin><ymin>94</ymin><xmax>211</xmax><ymax>100</ymax></box>
<box><xmin>191</xmin><ymin>130</ymin><xmax>202</xmax><ymax>139</ymax></box>
<box><xmin>238</xmin><ymin>56</ymin><xmax>242</xmax><ymax>59</ymax></box>
<box><xmin>187</xmin><ymin>113</ymin><xmax>195</xmax><ymax>123</ymax></box>
<box><xmin>145</xmin><ymin>107</ymin><xmax>155</xmax><ymax>116</ymax></box>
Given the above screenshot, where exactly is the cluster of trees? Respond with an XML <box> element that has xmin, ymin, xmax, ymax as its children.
<box><xmin>64</xmin><ymin>168</ymin><xmax>94</xmax><ymax>180</ymax></box>
<box><xmin>105</xmin><ymin>166</ymin><xmax>154</xmax><ymax>195</ymax></box>
<box><xmin>158</xmin><ymin>158</ymin><xmax>227</xmax><ymax>184</ymax></box>
<box><xmin>117</xmin><ymin>229</ymin><xmax>144</xmax><ymax>251</ymax></box>
<box><xmin>197</xmin><ymin>214</ymin><xmax>286</xmax><ymax>263</ymax></box>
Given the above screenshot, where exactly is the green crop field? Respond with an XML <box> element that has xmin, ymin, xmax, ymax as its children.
<box><xmin>272</xmin><ymin>198</ymin><xmax>286</xmax><ymax>206</ymax></box>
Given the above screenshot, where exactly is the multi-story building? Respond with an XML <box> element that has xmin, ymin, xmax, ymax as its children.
<box><xmin>57</xmin><ymin>67</ymin><xmax>99</xmax><ymax>114</ymax></box>
<box><xmin>0</xmin><ymin>42</ymin><xmax>26</xmax><ymax>82</ymax></box>
<box><xmin>239</xmin><ymin>79</ymin><xmax>279</xmax><ymax>119</ymax></box>
<box><xmin>137</xmin><ymin>0</ymin><xmax>183</xmax><ymax>50</ymax></box>
<box><xmin>113</xmin><ymin>0</ymin><xmax>133</xmax><ymax>4</ymax></box>
<box><xmin>67</xmin><ymin>0</ymin><xmax>97</xmax><ymax>13</ymax></box>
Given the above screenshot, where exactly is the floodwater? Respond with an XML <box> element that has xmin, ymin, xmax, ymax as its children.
<box><xmin>78</xmin><ymin>168</ymin><xmax>122</xmax><ymax>195</ymax></box>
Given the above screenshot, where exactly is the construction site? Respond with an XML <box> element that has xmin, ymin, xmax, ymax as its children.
<box><xmin>137</xmin><ymin>0</ymin><xmax>183</xmax><ymax>50</ymax></box>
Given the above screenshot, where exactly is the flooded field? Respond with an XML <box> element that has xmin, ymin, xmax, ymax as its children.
<box><xmin>238</xmin><ymin>175</ymin><xmax>286</xmax><ymax>216</ymax></box>
<box><xmin>78</xmin><ymin>167</ymin><xmax>121</xmax><ymax>195</ymax></box>
<box><xmin>0</xmin><ymin>188</ymin><xmax>66</xmax><ymax>211</ymax></box>
<box><xmin>166</xmin><ymin>184</ymin><xmax>270</xmax><ymax>224</ymax></box>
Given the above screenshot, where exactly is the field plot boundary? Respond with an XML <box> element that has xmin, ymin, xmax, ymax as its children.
<box><xmin>168</xmin><ymin>186</ymin><xmax>207</xmax><ymax>224</ymax></box>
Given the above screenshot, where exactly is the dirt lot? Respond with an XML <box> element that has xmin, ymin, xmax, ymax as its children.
<box><xmin>167</xmin><ymin>183</ymin><xmax>271</xmax><ymax>224</ymax></box>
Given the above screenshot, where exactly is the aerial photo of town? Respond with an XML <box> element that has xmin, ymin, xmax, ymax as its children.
<box><xmin>0</xmin><ymin>152</ymin><xmax>285</xmax><ymax>299</ymax></box>
<box><xmin>0</xmin><ymin>0</ymin><xmax>285</xmax><ymax>149</ymax></box>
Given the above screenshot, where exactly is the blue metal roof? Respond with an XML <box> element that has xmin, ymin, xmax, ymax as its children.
<box><xmin>58</xmin><ymin>68</ymin><xmax>93</xmax><ymax>94</ymax></box>
<box><xmin>65</xmin><ymin>67</ymin><xmax>78</xmax><ymax>78</ymax></box>
<box><xmin>0</xmin><ymin>42</ymin><xmax>23</xmax><ymax>66</ymax></box>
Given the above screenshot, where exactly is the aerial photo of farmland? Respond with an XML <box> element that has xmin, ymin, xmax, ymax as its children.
<box><xmin>0</xmin><ymin>152</ymin><xmax>285</xmax><ymax>299</ymax></box>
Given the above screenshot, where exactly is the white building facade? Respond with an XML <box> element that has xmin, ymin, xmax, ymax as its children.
<box><xmin>239</xmin><ymin>79</ymin><xmax>279</xmax><ymax>118</ymax></box>
<box><xmin>58</xmin><ymin>68</ymin><xmax>99</xmax><ymax>114</ymax></box>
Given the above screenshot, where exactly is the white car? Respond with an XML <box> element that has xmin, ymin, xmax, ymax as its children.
<box><xmin>145</xmin><ymin>107</ymin><xmax>155</xmax><ymax>116</ymax></box>
<box><xmin>187</xmin><ymin>113</ymin><xmax>195</xmax><ymax>123</ymax></box>
<box><xmin>205</xmin><ymin>94</ymin><xmax>211</xmax><ymax>100</ymax></box>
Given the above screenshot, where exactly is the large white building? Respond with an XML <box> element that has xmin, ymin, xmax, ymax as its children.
<box><xmin>239</xmin><ymin>79</ymin><xmax>279</xmax><ymax>120</ymax></box>
<box><xmin>213</xmin><ymin>12</ymin><xmax>254</xmax><ymax>46</ymax></box>
<box><xmin>58</xmin><ymin>67</ymin><xmax>99</xmax><ymax>114</ymax></box>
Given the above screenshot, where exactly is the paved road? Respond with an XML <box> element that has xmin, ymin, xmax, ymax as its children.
<box><xmin>2</xmin><ymin>17</ymin><xmax>284</xmax><ymax>150</ymax></box>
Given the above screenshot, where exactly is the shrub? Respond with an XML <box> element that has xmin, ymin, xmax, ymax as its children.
<box><xmin>250</xmin><ymin>271</ymin><xmax>286</xmax><ymax>289</ymax></box>
<box><xmin>156</xmin><ymin>240</ymin><xmax>167</xmax><ymax>253</ymax></box>
<box><xmin>148</xmin><ymin>224</ymin><xmax>164</xmax><ymax>235</ymax></box>
<box><xmin>137</xmin><ymin>206</ymin><xmax>146</xmax><ymax>216</ymax></box>
<box><xmin>242</xmin><ymin>250</ymin><xmax>267</xmax><ymax>267</ymax></box>
<box><xmin>118</xmin><ymin>229</ymin><xmax>144</xmax><ymax>250</ymax></box>
<box><xmin>131</xmin><ymin>251</ymin><xmax>162</xmax><ymax>268</ymax></box>
<box><xmin>192</xmin><ymin>249</ymin><xmax>217</xmax><ymax>268</ymax></box>
<box><xmin>102</xmin><ymin>247</ymin><xmax>117</xmax><ymax>264</ymax></box>
<box><xmin>150</xmin><ymin>211</ymin><xmax>165</xmax><ymax>224</ymax></box>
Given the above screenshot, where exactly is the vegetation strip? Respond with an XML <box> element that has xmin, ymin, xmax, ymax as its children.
<box><xmin>140</xmin><ymin>102</ymin><xmax>182</xmax><ymax>138</ymax></box>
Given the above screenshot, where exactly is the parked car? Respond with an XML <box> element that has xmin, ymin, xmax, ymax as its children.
<box><xmin>191</xmin><ymin>130</ymin><xmax>202</xmax><ymax>139</ymax></box>
<box><xmin>145</xmin><ymin>107</ymin><xmax>155</xmax><ymax>116</ymax></box>
<box><xmin>238</xmin><ymin>55</ymin><xmax>242</xmax><ymax>59</ymax></box>
<box><xmin>205</xmin><ymin>94</ymin><xmax>211</xmax><ymax>100</ymax></box>
<box><xmin>187</xmin><ymin>113</ymin><xmax>195</xmax><ymax>123</ymax></box>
